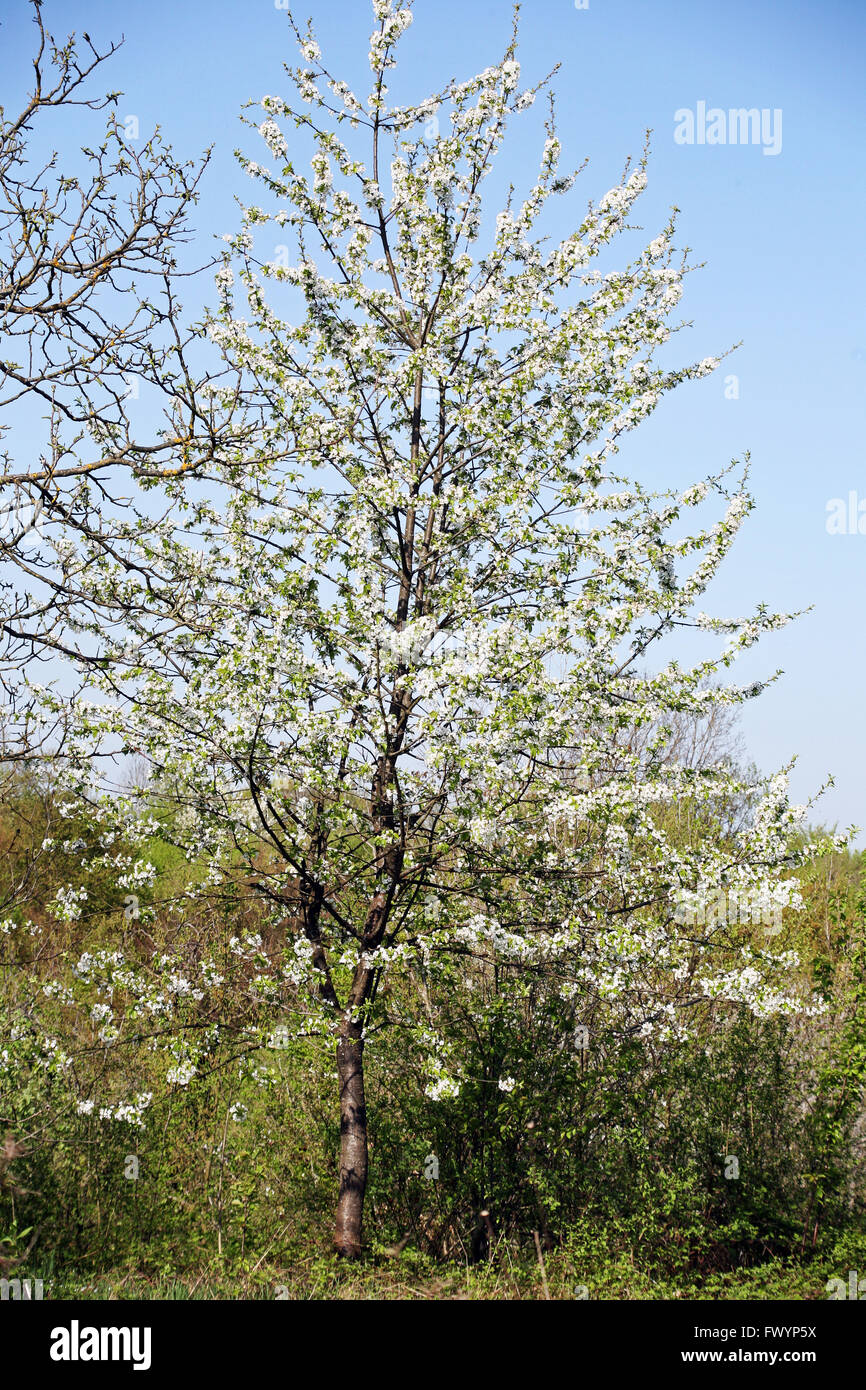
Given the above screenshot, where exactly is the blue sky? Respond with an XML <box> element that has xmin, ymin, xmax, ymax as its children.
<box><xmin>2</xmin><ymin>0</ymin><xmax>864</xmax><ymax>835</ymax></box>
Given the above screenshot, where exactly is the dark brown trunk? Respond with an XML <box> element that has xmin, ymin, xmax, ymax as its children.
<box><xmin>333</xmin><ymin>1020</ymin><xmax>368</xmax><ymax>1258</ymax></box>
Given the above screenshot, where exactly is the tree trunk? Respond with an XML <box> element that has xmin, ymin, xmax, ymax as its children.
<box><xmin>334</xmin><ymin>1020</ymin><xmax>368</xmax><ymax>1258</ymax></box>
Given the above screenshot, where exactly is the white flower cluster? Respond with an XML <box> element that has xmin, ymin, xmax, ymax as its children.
<box><xmin>259</xmin><ymin>118</ymin><xmax>287</xmax><ymax>160</ymax></box>
<box><xmin>53</xmin><ymin>884</ymin><xmax>89</xmax><ymax>922</ymax></box>
<box><xmin>368</xmin><ymin>7</ymin><xmax>412</xmax><ymax>73</ymax></box>
<box><xmin>77</xmin><ymin>1092</ymin><xmax>152</xmax><ymax>1127</ymax></box>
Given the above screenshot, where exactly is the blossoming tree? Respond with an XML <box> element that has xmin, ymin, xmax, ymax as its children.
<box><xmin>41</xmin><ymin>0</ymin><xmax>830</xmax><ymax>1257</ymax></box>
<box><xmin>0</xmin><ymin>0</ymin><xmax>249</xmax><ymax>769</ymax></box>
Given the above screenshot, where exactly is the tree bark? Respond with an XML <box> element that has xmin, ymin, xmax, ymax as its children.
<box><xmin>333</xmin><ymin>1019</ymin><xmax>368</xmax><ymax>1258</ymax></box>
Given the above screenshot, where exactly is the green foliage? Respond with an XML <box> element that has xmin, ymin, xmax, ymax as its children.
<box><xmin>2</xmin><ymin>770</ymin><xmax>865</xmax><ymax>1297</ymax></box>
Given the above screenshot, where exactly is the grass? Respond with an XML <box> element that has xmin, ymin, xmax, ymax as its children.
<box><xmin>26</xmin><ymin>1235</ymin><xmax>864</xmax><ymax>1300</ymax></box>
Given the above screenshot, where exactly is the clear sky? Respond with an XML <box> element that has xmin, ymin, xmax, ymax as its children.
<box><xmin>2</xmin><ymin>0</ymin><xmax>864</xmax><ymax>836</ymax></box>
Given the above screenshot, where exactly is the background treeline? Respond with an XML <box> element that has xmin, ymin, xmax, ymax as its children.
<box><xmin>2</xmin><ymin>746</ymin><xmax>866</xmax><ymax>1300</ymax></box>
